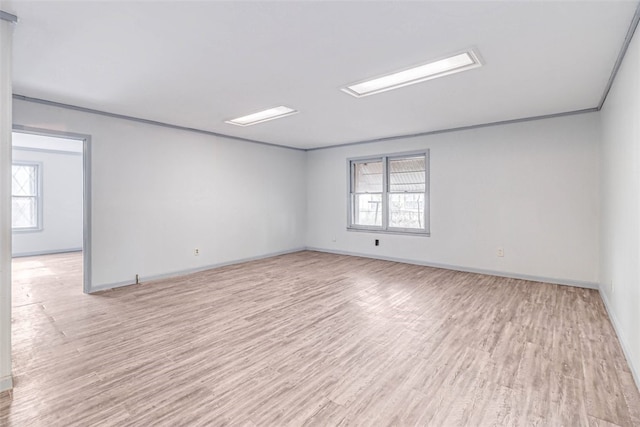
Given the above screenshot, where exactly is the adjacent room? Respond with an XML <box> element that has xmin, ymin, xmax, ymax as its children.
<box><xmin>11</xmin><ymin>131</ymin><xmax>84</xmax><ymax>266</ymax></box>
<box><xmin>0</xmin><ymin>1</ymin><xmax>639</xmax><ymax>425</ymax></box>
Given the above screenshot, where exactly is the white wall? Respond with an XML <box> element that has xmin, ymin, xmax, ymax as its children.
<box><xmin>307</xmin><ymin>113</ymin><xmax>600</xmax><ymax>287</ymax></box>
<box><xmin>12</xmin><ymin>146</ymin><xmax>83</xmax><ymax>256</ymax></box>
<box><xmin>600</xmin><ymin>23</ymin><xmax>640</xmax><ymax>386</ymax></box>
<box><xmin>13</xmin><ymin>99</ymin><xmax>307</xmax><ymax>291</ymax></box>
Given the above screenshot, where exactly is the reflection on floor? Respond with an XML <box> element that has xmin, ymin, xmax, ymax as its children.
<box><xmin>12</xmin><ymin>251</ymin><xmax>83</xmax><ymax>308</ymax></box>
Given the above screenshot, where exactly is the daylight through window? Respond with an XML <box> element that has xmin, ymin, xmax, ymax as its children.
<box><xmin>348</xmin><ymin>151</ymin><xmax>429</xmax><ymax>235</ymax></box>
<box><xmin>12</xmin><ymin>163</ymin><xmax>41</xmax><ymax>230</ymax></box>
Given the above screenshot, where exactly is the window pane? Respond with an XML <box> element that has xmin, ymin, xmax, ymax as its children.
<box><xmin>389</xmin><ymin>156</ymin><xmax>425</xmax><ymax>193</ymax></box>
<box><xmin>12</xmin><ymin>196</ymin><xmax>37</xmax><ymax>228</ymax></box>
<box><xmin>353</xmin><ymin>193</ymin><xmax>382</xmax><ymax>227</ymax></box>
<box><xmin>354</xmin><ymin>161</ymin><xmax>383</xmax><ymax>193</ymax></box>
<box><xmin>389</xmin><ymin>193</ymin><xmax>425</xmax><ymax>229</ymax></box>
<box><xmin>12</xmin><ymin>165</ymin><xmax>37</xmax><ymax>196</ymax></box>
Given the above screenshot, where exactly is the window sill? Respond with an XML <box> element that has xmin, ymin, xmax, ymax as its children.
<box><xmin>347</xmin><ymin>227</ymin><xmax>430</xmax><ymax>237</ymax></box>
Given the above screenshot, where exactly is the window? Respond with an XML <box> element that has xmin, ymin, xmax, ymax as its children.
<box><xmin>348</xmin><ymin>151</ymin><xmax>429</xmax><ymax>235</ymax></box>
<box><xmin>12</xmin><ymin>163</ymin><xmax>41</xmax><ymax>231</ymax></box>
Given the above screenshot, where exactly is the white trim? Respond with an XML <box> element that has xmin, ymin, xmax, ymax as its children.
<box><xmin>89</xmin><ymin>247</ymin><xmax>306</xmax><ymax>293</ymax></box>
<box><xmin>82</xmin><ymin>136</ymin><xmax>92</xmax><ymax>294</ymax></box>
<box><xmin>599</xmin><ymin>289</ymin><xmax>640</xmax><ymax>392</ymax></box>
<box><xmin>305</xmin><ymin>247</ymin><xmax>599</xmax><ymax>290</ymax></box>
<box><xmin>92</xmin><ymin>246</ymin><xmax>599</xmax><ymax>294</ymax></box>
<box><xmin>0</xmin><ymin>11</ymin><xmax>17</xmax><ymax>23</ymax></box>
<box><xmin>348</xmin><ymin>150</ymin><xmax>430</xmax><ymax>236</ymax></box>
<box><xmin>599</xmin><ymin>1</ymin><xmax>640</xmax><ymax>109</ymax></box>
<box><xmin>0</xmin><ymin>375</ymin><xmax>12</xmax><ymax>392</ymax></box>
<box><xmin>1</xmin><ymin>13</ymin><xmax>14</xmax><ymax>393</ymax></box>
<box><xmin>13</xmin><ymin>97</ymin><xmax>599</xmax><ymax>153</ymax></box>
<box><xmin>12</xmin><ymin>94</ymin><xmax>305</xmax><ymax>152</ymax></box>
<box><xmin>12</xmin><ymin>248</ymin><xmax>82</xmax><ymax>258</ymax></box>
<box><xmin>346</xmin><ymin>227</ymin><xmax>429</xmax><ymax>237</ymax></box>
<box><xmin>308</xmin><ymin>109</ymin><xmax>599</xmax><ymax>151</ymax></box>
<box><xmin>12</xmin><ymin>125</ymin><xmax>92</xmax><ymax>294</ymax></box>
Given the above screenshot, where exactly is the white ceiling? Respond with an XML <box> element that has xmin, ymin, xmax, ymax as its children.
<box><xmin>4</xmin><ymin>1</ymin><xmax>638</xmax><ymax>149</ymax></box>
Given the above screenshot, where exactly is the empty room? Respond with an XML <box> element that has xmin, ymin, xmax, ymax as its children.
<box><xmin>1</xmin><ymin>0</ymin><xmax>640</xmax><ymax>425</ymax></box>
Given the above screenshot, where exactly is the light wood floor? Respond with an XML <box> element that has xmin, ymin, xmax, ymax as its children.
<box><xmin>1</xmin><ymin>251</ymin><xmax>639</xmax><ymax>426</ymax></box>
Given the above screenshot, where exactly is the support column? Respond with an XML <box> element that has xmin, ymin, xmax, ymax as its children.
<box><xmin>0</xmin><ymin>10</ymin><xmax>16</xmax><ymax>392</ymax></box>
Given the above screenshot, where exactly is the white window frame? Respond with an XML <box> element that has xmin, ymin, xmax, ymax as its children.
<box><xmin>11</xmin><ymin>161</ymin><xmax>43</xmax><ymax>232</ymax></box>
<box><xmin>347</xmin><ymin>150</ymin><xmax>430</xmax><ymax>236</ymax></box>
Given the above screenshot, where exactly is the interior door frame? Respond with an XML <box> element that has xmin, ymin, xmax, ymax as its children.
<box><xmin>12</xmin><ymin>125</ymin><xmax>92</xmax><ymax>293</ymax></box>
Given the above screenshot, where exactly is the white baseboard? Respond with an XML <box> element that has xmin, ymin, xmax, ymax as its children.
<box><xmin>90</xmin><ymin>278</ymin><xmax>136</xmax><ymax>293</ymax></box>
<box><xmin>12</xmin><ymin>247</ymin><xmax>82</xmax><ymax>258</ymax></box>
<box><xmin>92</xmin><ymin>246</ymin><xmax>599</xmax><ymax>293</ymax></box>
<box><xmin>305</xmin><ymin>247</ymin><xmax>599</xmax><ymax>290</ymax></box>
<box><xmin>90</xmin><ymin>247</ymin><xmax>307</xmax><ymax>293</ymax></box>
<box><xmin>599</xmin><ymin>289</ymin><xmax>640</xmax><ymax>392</ymax></box>
<box><xmin>0</xmin><ymin>375</ymin><xmax>13</xmax><ymax>392</ymax></box>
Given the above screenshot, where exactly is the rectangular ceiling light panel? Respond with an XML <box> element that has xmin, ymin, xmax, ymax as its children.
<box><xmin>226</xmin><ymin>106</ymin><xmax>298</xmax><ymax>126</ymax></box>
<box><xmin>342</xmin><ymin>50</ymin><xmax>482</xmax><ymax>98</ymax></box>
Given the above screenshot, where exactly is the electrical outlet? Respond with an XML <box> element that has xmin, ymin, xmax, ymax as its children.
<box><xmin>331</xmin><ymin>236</ymin><xmax>336</xmax><ymax>242</ymax></box>
<box><xmin>497</xmin><ymin>248</ymin><xmax>504</xmax><ymax>257</ymax></box>
<box><xmin>375</xmin><ymin>239</ymin><xmax>380</xmax><ymax>246</ymax></box>
<box><xmin>194</xmin><ymin>248</ymin><xmax>200</xmax><ymax>256</ymax></box>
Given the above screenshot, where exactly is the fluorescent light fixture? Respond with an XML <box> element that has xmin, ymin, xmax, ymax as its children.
<box><xmin>225</xmin><ymin>106</ymin><xmax>298</xmax><ymax>126</ymax></box>
<box><xmin>342</xmin><ymin>50</ymin><xmax>482</xmax><ymax>98</ymax></box>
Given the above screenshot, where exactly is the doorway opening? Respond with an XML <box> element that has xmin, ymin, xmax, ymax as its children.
<box><xmin>11</xmin><ymin>127</ymin><xmax>91</xmax><ymax>295</ymax></box>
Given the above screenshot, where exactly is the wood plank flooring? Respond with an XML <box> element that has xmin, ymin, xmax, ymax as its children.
<box><xmin>1</xmin><ymin>250</ymin><xmax>639</xmax><ymax>426</ymax></box>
